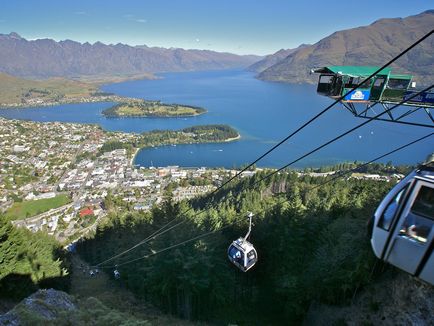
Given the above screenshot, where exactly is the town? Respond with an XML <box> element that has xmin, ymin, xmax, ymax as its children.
<box><xmin>0</xmin><ymin>117</ymin><xmax>404</xmax><ymax>244</ymax></box>
<box><xmin>0</xmin><ymin>94</ymin><xmax>139</xmax><ymax>108</ymax></box>
<box><xmin>0</xmin><ymin>118</ymin><xmax>250</xmax><ymax>243</ymax></box>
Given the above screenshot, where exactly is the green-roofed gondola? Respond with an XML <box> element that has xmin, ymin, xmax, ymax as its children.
<box><xmin>313</xmin><ymin>66</ymin><xmax>434</xmax><ymax>127</ymax></box>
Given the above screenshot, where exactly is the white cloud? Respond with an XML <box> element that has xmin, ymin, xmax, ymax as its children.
<box><xmin>74</xmin><ymin>11</ymin><xmax>88</xmax><ymax>16</ymax></box>
<box><xmin>195</xmin><ymin>38</ymin><xmax>200</xmax><ymax>42</ymax></box>
<box><xmin>123</xmin><ymin>14</ymin><xmax>146</xmax><ymax>23</ymax></box>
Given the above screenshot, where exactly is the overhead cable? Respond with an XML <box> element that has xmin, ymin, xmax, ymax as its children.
<box><xmin>91</xmin><ymin>30</ymin><xmax>433</xmax><ymax>267</ymax></box>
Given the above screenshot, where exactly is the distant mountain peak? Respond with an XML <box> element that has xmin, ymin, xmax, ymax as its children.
<box><xmin>6</xmin><ymin>32</ymin><xmax>23</xmax><ymax>39</ymax></box>
<box><xmin>248</xmin><ymin>44</ymin><xmax>311</xmax><ymax>73</ymax></box>
<box><xmin>275</xmin><ymin>48</ymin><xmax>289</xmax><ymax>54</ymax></box>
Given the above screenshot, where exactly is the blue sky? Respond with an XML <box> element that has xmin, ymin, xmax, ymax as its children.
<box><xmin>0</xmin><ymin>0</ymin><xmax>432</xmax><ymax>55</ymax></box>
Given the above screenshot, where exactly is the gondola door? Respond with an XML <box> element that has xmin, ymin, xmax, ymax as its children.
<box><xmin>370</xmin><ymin>76</ymin><xmax>386</xmax><ymax>101</ymax></box>
<box><xmin>385</xmin><ymin>180</ymin><xmax>434</xmax><ymax>280</ymax></box>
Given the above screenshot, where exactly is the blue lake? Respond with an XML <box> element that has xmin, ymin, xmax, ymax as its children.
<box><xmin>0</xmin><ymin>69</ymin><xmax>431</xmax><ymax>168</ymax></box>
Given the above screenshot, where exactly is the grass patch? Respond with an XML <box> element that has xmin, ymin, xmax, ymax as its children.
<box><xmin>5</xmin><ymin>194</ymin><xmax>71</xmax><ymax>220</ymax></box>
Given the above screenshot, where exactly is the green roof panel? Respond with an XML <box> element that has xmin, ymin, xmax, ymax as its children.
<box><xmin>389</xmin><ymin>74</ymin><xmax>413</xmax><ymax>80</ymax></box>
<box><xmin>326</xmin><ymin>66</ymin><xmax>392</xmax><ymax>76</ymax></box>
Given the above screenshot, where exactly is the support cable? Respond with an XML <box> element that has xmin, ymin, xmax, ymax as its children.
<box><xmin>90</xmin><ymin>30</ymin><xmax>433</xmax><ymax>267</ymax></box>
<box><xmin>94</xmin><ymin>84</ymin><xmax>432</xmax><ymax>268</ymax></box>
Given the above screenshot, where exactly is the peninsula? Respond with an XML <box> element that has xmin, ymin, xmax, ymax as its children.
<box><xmin>0</xmin><ymin>72</ymin><xmax>140</xmax><ymax>108</ymax></box>
<box><xmin>101</xmin><ymin>124</ymin><xmax>241</xmax><ymax>159</ymax></box>
<box><xmin>102</xmin><ymin>100</ymin><xmax>206</xmax><ymax>118</ymax></box>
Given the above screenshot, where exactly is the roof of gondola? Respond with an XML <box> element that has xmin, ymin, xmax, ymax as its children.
<box><xmin>313</xmin><ymin>66</ymin><xmax>392</xmax><ymax>76</ymax></box>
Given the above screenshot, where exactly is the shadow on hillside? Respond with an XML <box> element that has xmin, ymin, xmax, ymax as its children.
<box><xmin>0</xmin><ymin>272</ymin><xmax>70</xmax><ymax>302</ymax></box>
<box><xmin>0</xmin><ymin>274</ymin><xmax>37</xmax><ymax>300</ymax></box>
<box><xmin>0</xmin><ymin>246</ymin><xmax>71</xmax><ymax>302</ymax></box>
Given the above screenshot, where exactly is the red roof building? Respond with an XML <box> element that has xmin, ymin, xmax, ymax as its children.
<box><xmin>79</xmin><ymin>207</ymin><xmax>94</xmax><ymax>217</ymax></box>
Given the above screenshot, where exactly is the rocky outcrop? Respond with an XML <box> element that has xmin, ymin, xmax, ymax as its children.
<box><xmin>0</xmin><ymin>289</ymin><xmax>76</xmax><ymax>325</ymax></box>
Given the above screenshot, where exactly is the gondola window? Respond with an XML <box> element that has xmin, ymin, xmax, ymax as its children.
<box><xmin>378</xmin><ymin>186</ymin><xmax>407</xmax><ymax>230</ymax></box>
<box><xmin>387</xmin><ymin>78</ymin><xmax>410</xmax><ymax>90</ymax></box>
<box><xmin>411</xmin><ymin>186</ymin><xmax>434</xmax><ymax>219</ymax></box>
<box><xmin>399</xmin><ymin>186</ymin><xmax>433</xmax><ymax>243</ymax></box>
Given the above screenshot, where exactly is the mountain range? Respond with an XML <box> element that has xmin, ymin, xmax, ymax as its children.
<box><xmin>254</xmin><ymin>10</ymin><xmax>434</xmax><ymax>85</ymax></box>
<box><xmin>0</xmin><ymin>33</ymin><xmax>260</xmax><ymax>80</ymax></box>
<box><xmin>0</xmin><ymin>10</ymin><xmax>433</xmax><ymax>85</ymax></box>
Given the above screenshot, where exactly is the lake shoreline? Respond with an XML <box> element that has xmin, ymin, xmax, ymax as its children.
<box><xmin>0</xmin><ymin>95</ymin><xmax>139</xmax><ymax>109</ymax></box>
<box><xmin>224</xmin><ymin>134</ymin><xmax>241</xmax><ymax>142</ymax></box>
<box><xmin>130</xmin><ymin>148</ymin><xmax>140</xmax><ymax>167</ymax></box>
<box><xmin>103</xmin><ymin>111</ymin><xmax>206</xmax><ymax>119</ymax></box>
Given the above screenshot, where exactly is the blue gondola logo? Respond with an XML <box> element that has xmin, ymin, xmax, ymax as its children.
<box><xmin>345</xmin><ymin>90</ymin><xmax>370</xmax><ymax>101</ymax></box>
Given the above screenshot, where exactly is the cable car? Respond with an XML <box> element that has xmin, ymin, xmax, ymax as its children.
<box><xmin>312</xmin><ymin>66</ymin><xmax>434</xmax><ymax>127</ymax></box>
<box><xmin>313</xmin><ymin>66</ymin><xmax>415</xmax><ymax>103</ymax></box>
<box><xmin>114</xmin><ymin>265</ymin><xmax>120</xmax><ymax>279</ymax></box>
<box><xmin>228</xmin><ymin>212</ymin><xmax>258</xmax><ymax>272</ymax></box>
<box><xmin>370</xmin><ymin>156</ymin><xmax>434</xmax><ymax>285</ymax></box>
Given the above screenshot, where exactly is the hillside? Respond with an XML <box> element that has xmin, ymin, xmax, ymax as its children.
<box><xmin>305</xmin><ymin>272</ymin><xmax>434</xmax><ymax>325</ymax></box>
<box><xmin>76</xmin><ymin>170</ymin><xmax>396</xmax><ymax>323</ymax></box>
<box><xmin>1</xmin><ymin>164</ymin><xmax>433</xmax><ymax>324</ymax></box>
<box><xmin>0</xmin><ymin>33</ymin><xmax>261</xmax><ymax>80</ymax></box>
<box><xmin>0</xmin><ymin>72</ymin><xmax>99</xmax><ymax>105</ymax></box>
<box><xmin>258</xmin><ymin>10</ymin><xmax>434</xmax><ymax>85</ymax></box>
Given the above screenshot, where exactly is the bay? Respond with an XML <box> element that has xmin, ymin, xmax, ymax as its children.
<box><xmin>0</xmin><ymin>69</ymin><xmax>431</xmax><ymax>168</ymax></box>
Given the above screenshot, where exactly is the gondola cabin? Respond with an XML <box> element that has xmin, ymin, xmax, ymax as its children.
<box><xmin>228</xmin><ymin>212</ymin><xmax>258</xmax><ymax>272</ymax></box>
<box><xmin>313</xmin><ymin>66</ymin><xmax>415</xmax><ymax>103</ymax></box>
<box><xmin>228</xmin><ymin>238</ymin><xmax>258</xmax><ymax>272</ymax></box>
<box><xmin>313</xmin><ymin>66</ymin><xmax>434</xmax><ymax>127</ymax></box>
<box><xmin>370</xmin><ymin>161</ymin><xmax>434</xmax><ymax>285</ymax></box>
